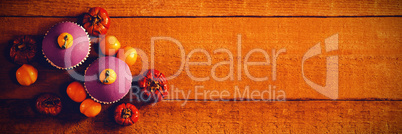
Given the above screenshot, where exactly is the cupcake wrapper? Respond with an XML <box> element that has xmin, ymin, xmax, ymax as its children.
<box><xmin>42</xmin><ymin>21</ymin><xmax>91</xmax><ymax>70</ymax></box>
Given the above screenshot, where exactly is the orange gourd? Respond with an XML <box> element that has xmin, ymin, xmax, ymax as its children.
<box><xmin>117</xmin><ymin>46</ymin><xmax>137</xmax><ymax>66</ymax></box>
<box><xmin>16</xmin><ymin>64</ymin><xmax>38</xmax><ymax>86</ymax></box>
<box><xmin>66</xmin><ymin>81</ymin><xmax>87</xmax><ymax>102</ymax></box>
<box><xmin>80</xmin><ymin>99</ymin><xmax>101</xmax><ymax>117</ymax></box>
<box><xmin>100</xmin><ymin>35</ymin><xmax>121</xmax><ymax>55</ymax></box>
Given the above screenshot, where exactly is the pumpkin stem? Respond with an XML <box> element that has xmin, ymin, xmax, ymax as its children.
<box><xmin>147</xmin><ymin>79</ymin><xmax>164</xmax><ymax>98</ymax></box>
<box><xmin>121</xmin><ymin>108</ymin><xmax>132</xmax><ymax>119</ymax></box>
<box><xmin>92</xmin><ymin>15</ymin><xmax>102</xmax><ymax>25</ymax></box>
<box><xmin>17</xmin><ymin>43</ymin><xmax>26</xmax><ymax>50</ymax></box>
<box><xmin>147</xmin><ymin>80</ymin><xmax>159</xmax><ymax>92</ymax></box>
<box><xmin>43</xmin><ymin>98</ymin><xmax>60</xmax><ymax>107</ymax></box>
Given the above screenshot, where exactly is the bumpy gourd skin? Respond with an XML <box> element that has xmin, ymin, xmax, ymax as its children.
<box><xmin>114</xmin><ymin>103</ymin><xmax>139</xmax><ymax>126</ymax></box>
<box><xmin>36</xmin><ymin>94</ymin><xmax>62</xmax><ymax>116</ymax></box>
<box><xmin>82</xmin><ymin>7</ymin><xmax>110</xmax><ymax>36</ymax></box>
<box><xmin>139</xmin><ymin>69</ymin><xmax>169</xmax><ymax>103</ymax></box>
<box><xmin>10</xmin><ymin>36</ymin><xmax>37</xmax><ymax>64</ymax></box>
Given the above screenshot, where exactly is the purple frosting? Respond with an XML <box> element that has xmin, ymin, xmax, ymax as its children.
<box><xmin>85</xmin><ymin>56</ymin><xmax>133</xmax><ymax>104</ymax></box>
<box><xmin>42</xmin><ymin>22</ymin><xmax>90</xmax><ymax>69</ymax></box>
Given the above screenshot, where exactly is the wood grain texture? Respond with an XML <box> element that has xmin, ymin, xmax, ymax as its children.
<box><xmin>0</xmin><ymin>0</ymin><xmax>401</xmax><ymax>133</ymax></box>
<box><xmin>0</xmin><ymin>100</ymin><xmax>400</xmax><ymax>133</ymax></box>
<box><xmin>0</xmin><ymin>17</ymin><xmax>400</xmax><ymax>100</ymax></box>
<box><xmin>0</xmin><ymin>0</ymin><xmax>401</xmax><ymax>17</ymax></box>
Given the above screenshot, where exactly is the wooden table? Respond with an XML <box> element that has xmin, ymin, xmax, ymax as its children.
<box><xmin>0</xmin><ymin>0</ymin><xmax>401</xmax><ymax>133</ymax></box>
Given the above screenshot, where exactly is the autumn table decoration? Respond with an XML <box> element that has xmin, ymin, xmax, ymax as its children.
<box><xmin>139</xmin><ymin>69</ymin><xmax>169</xmax><ymax>103</ymax></box>
<box><xmin>82</xmin><ymin>7</ymin><xmax>110</xmax><ymax>36</ymax></box>
<box><xmin>84</xmin><ymin>56</ymin><xmax>132</xmax><ymax>104</ymax></box>
<box><xmin>114</xmin><ymin>103</ymin><xmax>139</xmax><ymax>126</ymax></box>
<box><xmin>42</xmin><ymin>21</ymin><xmax>90</xmax><ymax>69</ymax></box>
<box><xmin>16</xmin><ymin>64</ymin><xmax>38</xmax><ymax>86</ymax></box>
<box><xmin>10</xmin><ymin>36</ymin><xmax>37</xmax><ymax>64</ymax></box>
<box><xmin>35</xmin><ymin>94</ymin><xmax>62</xmax><ymax>116</ymax></box>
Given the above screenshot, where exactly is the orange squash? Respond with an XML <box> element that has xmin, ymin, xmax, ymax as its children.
<box><xmin>117</xmin><ymin>46</ymin><xmax>137</xmax><ymax>66</ymax></box>
<box><xmin>80</xmin><ymin>99</ymin><xmax>101</xmax><ymax>117</ymax></box>
<box><xmin>16</xmin><ymin>64</ymin><xmax>38</xmax><ymax>86</ymax></box>
<box><xmin>99</xmin><ymin>35</ymin><xmax>121</xmax><ymax>55</ymax></box>
<box><xmin>66</xmin><ymin>81</ymin><xmax>87</xmax><ymax>102</ymax></box>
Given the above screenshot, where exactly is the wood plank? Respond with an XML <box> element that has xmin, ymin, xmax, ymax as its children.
<box><xmin>0</xmin><ymin>0</ymin><xmax>401</xmax><ymax>17</ymax></box>
<box><xmin>0</xmin><ymin>17</ymin><xmax>400</xmax><ymax>100</ymax></box>
<box><xmin>0</xmin><ymin>100</ymin><xmax>400</xmax><ymax>133</ymax></box>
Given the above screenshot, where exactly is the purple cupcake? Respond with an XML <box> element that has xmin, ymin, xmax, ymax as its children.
<box><xmin>42</xmin><ymin>21</ymin><xmax>90</xmax><ymax>69</ymax></box>
<box><xmin>84</xmin><ymin>56</ymin><xmax>133</xmax><ymax>104</ymax></box>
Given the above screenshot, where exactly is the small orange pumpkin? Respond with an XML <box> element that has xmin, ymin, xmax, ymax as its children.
<box><xmin>117</xmin><ymin>46</ymin><xmax>137</xmax><ymax>66</ymax></box>
<box><xmin>80</xmin><ymin>99</ymin><xmax>101</xmax><ymax>117</ymax></box>
<box><xmin>99</xmin><ymin>35</ymin><xmax>121</xmax><ymax>55</ymax></box>
<box><xmin>16</xmin><ymin>64</ymin><xmax>38</xmax><ymax>86</ymax></box>
<box><xmin>67</xmin><ymin>81</ymin><xmax>87</xmax><ymax>102</ymax></box>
